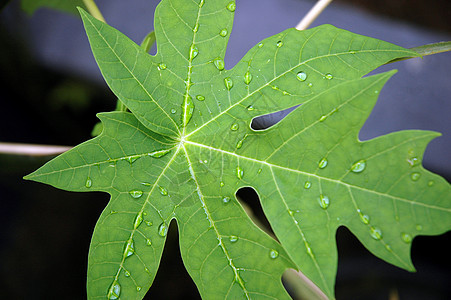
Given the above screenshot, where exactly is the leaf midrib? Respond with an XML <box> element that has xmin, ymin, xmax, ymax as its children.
<box><xmin>185</xmin><ymin>47</ymin><xmax>414</xmax><ymax>138</ymax></box>
<box><xmin>183</xmin><ymin>139</ymin><xmax>450</xmax><ymax>212</ymax></box>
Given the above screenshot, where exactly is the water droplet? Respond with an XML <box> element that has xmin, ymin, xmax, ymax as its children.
<box><xmin>181</xmin><ymin>94</ymin><xmax>195</xmax><ymax>126</ymax></box>
<box><xmin>236</xmin><ymin>166</ymin><xmax>244</xmax><ymax>180</ymax></box>
<box><xmin>220</xmin><ymin>181</ymin><xmax>225</xmax><ymax>187</ymax></box>
<box><xmin>244</xmin><ymin>71</ymin><xmax>253</xmax><ymax>85</ymax></box>
<box><xmin>257</xmin><ymin>168</ymin><xmax>263</xmax><ymax>174</ymax></box>
<box><xmin>385</xmin><ymin>244</ymin><xmax>392</xmax><ymax>251</ymax></box>
<box><xmin>145</xmin><ymin>220</ymin><xmax>153</xmax><ymax>226</ymax></box>
<box><xmin>107</xmin><ymin>281</ymin><xmax>121</xmax><ymax>299</ymax></box>
<box><xmin>351</xmin><ymin>160</ymin><xmax>366</xmax><ymax>173</ymax></box>
<box><xmin>226</xmin><ymin>1</ymin><xmax>236</xmax><ymax>11</ymax></box>
<box><xmin>246</xmin><ymin>105</ymin><xmax>254</xmax><ymax>111</ymax></box>
<box><xmin>401</xmin><ymin>232</ymin><xmax>412</xmax><ymax>243</ymax></box>
<box><xmin>124</xmin><ymin>270</ymin><xmax>130</xmax><ymax>277</ymax></box>
<box><xmin>193</xmin><ymin>95</ymin><xmax>205</xmax><ymax>103</ymax></box>
<box><xmin>230</xmin><ymin>123</ymin><xmax>239</xmax><ymax>131</ymax></box>
<box><xmin>407</xmin><ymin>156</ymin><xmax>420</xmax><ymax>167</ymax></box>
<box><xmin>136</xmin><ymin>286</ymin><xmax>142</xmax><ymax>292</ymax></box>
<box><xmin>230</xmin><ymin>235</ymin><xmax>238</xmax><ymax>242</ymax></box>
<box><xmin>213</xmin><ymin>58</ymin><xmax>225</xmax><ymax>71</ymax></box>
<box><xmin>258</xmin><ymin>42</ymin><xmax>264</xmax><ymax>48</ymax></box>
<box><xmin>219</xmin><ymin>28</ymin><xmax>228</xmax><ymax>37</ymax></box>
<box><xmin>348</xmin><ymin>50</ymin><xmax>357</xmax><ymax>54</ymax></box>
<box><xmin>324</xmin><ymin>73</ymin><xmax>333</xmax><ymax>80</ymax></box>
<box><xmin>146</xmin><ymin>238</ymin><xmax>152</xmax><ymax>246</ymax></box>
<box><xmin>124</xmin><ymin>238</ymin><xmax>135</xmax><ymax>257</ymax></box>
<box><xmin>126</xmin><ymin>155</ymin><xmax>140</xmax><ymax>164</ymax></box>
<box><xmin>427</xmin><ymin>180</ymin><xmax>434</xmax><ymax>187</ymax></box>
<box><xmin>224</xmin><ymin>77</ymin><xmax>234</xmax><ymax>90</ymax></box>
<box><xmin>305</xmin><ymin>242</ymin><xmax>314</xmax><ymax>258</ymax></box>
<box><xmin>85</xmin><ymin>177</ymin><xmax>92</xmax><ymax>188</ymax></box>
<box><xmin>411</xmin><ymin>172</ymin><xmax>421</xmax><ymax>181</ymax></box>
<box><xmin>222</xmin><ymin>196</ymin><xmax>230</xmax><ymax>204</ymax></box>
<box><xmin>170</xmin><ymin>108</ymin><xmax>176</xmax><ymax>114</ymax></box>
<box><xmin>416</xmin><ymin>224</ymin><xmax>423</xmax><ymax>231</ymax></box>
<box><xmin>319</xmin><ymin>115</ymin><xmax>327</xmax><ymax>122</ymax></box>
<box><xmin>159</xmin><ymin>186</ymin><xmax>168</xmax><ymax>196</ymax></box>
<box><xmin>358</xmin><ymin>212</ymin><xmax>370</xmax><ymax>224</ymax></box>
<box><xmin>308</xmin><ymin>83</ymin><xmax>313</xmax><ymax>87</ymax></box>
<box><xmin>149</xmin><ymin>149</ymin><xmax>171</xmax><ymax>158</ymax></box>
<box><xmin>193</xmin><ymin>23</ymin><xmax>199</xmax><ymax>33</ymax></box>
<box><xmin>158</xmin><ymin>63</ymin><xmax>167</xmax><ymax>70</ymax></box>
<box><xmin>370</xmin><ymin>227</ymin><xmax>383</xmax><ymax>240</ymax></box>
<box><xmin>134</xmin><ymin>212</ymin><xmax>143</xmax><ymax>229</ymax></box>
<box><xmin>269</xmin><ymin>249</ymin><xmax>279</xmax><ymax>259</ymax></box>
<box><xmin>276</xmin><ymin>41</ymin><xmax>283</xmax><ymax>48</ymax></box>
<box><xmin>236</xmin><ymin>134</ymin><xmax>247</xmax><ymax>149</ymax></box>
<box><xmin>304</xmin><ymin>181</ymin><xmax>311</xmax><ymax>189</ymax></box>
<box><xmin>318</xmin><ymin>158</ymin><xmax>328</xmax><ymax>169</ymax></box>
<box><xmin>296</xmin><ymin>71</ymin><xmax>307</xmax><ymax>82</ymax></box>
<box><xmin>129</xmin><ymin>190</ymin><xmax>143</xmax><ymax>199</ymax></box>
<box><xmin>189</xmin><ymin>44</ymin><xmax>199</xmax><ymax>60</ymax></box>
<box><xmin>318</xmin><ymin>194</ymin><xmax>330</xmax><ymax>209</ymax></box>
<box><xmin>158</xmin><ymin>223</ymin><xmax>168</xmax><ymax>237</ymax></box>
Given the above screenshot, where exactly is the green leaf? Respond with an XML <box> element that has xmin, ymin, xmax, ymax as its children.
<box><xmin>25</xmin><ymin>1</ymin><xmax>451</xmax><ymax>299</ymax></box>
<box><xmin>21</xmin><ymin>0</ymin><xmax>84</xmax><ymax>15</ymax></box>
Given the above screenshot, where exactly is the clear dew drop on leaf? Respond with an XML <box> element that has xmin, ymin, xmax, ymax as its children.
<box><xmin>318</xmin><ymin>194</ymin><xmax>330</xmax><ymax>209</ymax></box>
<box><xmin>244</xmin><ymin>71</ymin><xmax>253</xmax><ymax>84</ymax></box>
<box><xmin>224</xmin><ymin>77</ymin><xmax>234</xmax><ymax>90</ymax></box>
<box><xmin>158</xmin><ymin>63</ymin><xmax>167</xmax><ymax>70</ymax></box>
<box><xmin>236</xmin><ymin>166</ymin><xmax>244</xmax><ymax>179</ymax></box>
<box><xmin>351</xmin><ymin>160</ymin><xmax>366</xmax><ymax>173</ymax></box>
<box><xmin>213</xmin><ymin>57</ymin><xmax>225</xmax><ymax>71</ymax></box>
<box><xmin>219</xmin><ymin>28</ymin><xmax>228</xmax><ymax>37</ymax></box>
<box><xmin>129</xmin><ymin>190</ymin><xmax>143</xmax><ymax>199</ymax></box>
<box><xmin>85</xmin><ymin>177</ymin><xmax>92</xmax><ymax>188</ymax></box>
<box><xmin>411</xmin><ymin>172</ymin><xmax>421</xmax><ymax>181</ymax></box>
<box><xmin>124</xmin><ymin>238</ymin><xmax>135</xmax><ymax>257</ymax></box>
<box><xmin>230</xmin><ymin>235</ymin><xmax>238</xmax><ymax>242</ymax></box>
<box><xmin>226</xmin><ymin>1</ymin><xmax>236</xmax><ymax>12</ymax></box>
<box><xmin>269</xmin><ymin>249</ymin><xmax>279</xmax><ymax>259</ymax></box>
<box><xmin>222</xmin><ymin>196</ymin><xmax>230</xmax><ymax>204</ymax></box>
<box><xmin>401</xmin><ymin>232</ymin><xmax>412</xmax><ymax>243</ymax></box>
<box><xmin>318</xmin><ymin>158</ymin><xmax>328</xmax><ymax>169</ymax></box>
<box><xmin>230</xmin><ymin>123</ymin><xmax>239</xmax><ymax>131</ymax></box>
<box><xmin>159</xmin><ymin>186</ymin><xmax>168</xmax><ymax>196</ymax></box>
<box><xmin>196</xmin><ymin>95</ymin><xmax>205</xmax><ymax>101</ymax></box>
<box><xmin>134</xmin><ymin>212</ymin><xmax>143</xmax><ymax>229</ymax></box>
<box><xmin>296</xmin><ymin>71</ymin><xmax>307</xmax><ymax>82</ymax></box>
<box><xmin>324</xmin><ymin>73</ymin><xmax>333</xmax><ymax>80</ymax></box>
<box><xmin>107</xmin><ymin>281</ymin><xmax>121</xmax><ymax>300</ymax></box>
<box><xmin>304</xmin><ymin>181</ymin><xmax>311</xmax><ymax>189</ymax></box>
<box><xmin>189</xmin><ymin>44</ymin><xmax>199</xmax><ymax>59</ymax></box>
<box><xmin>370</xmin><ymin>227</ymin><xmax>383</xmax><ymax>240</ymax></box>
<box><xmin>158</xmin><ymin>223</ymin><xmax>168</xmax><ymax>237</ymax></box>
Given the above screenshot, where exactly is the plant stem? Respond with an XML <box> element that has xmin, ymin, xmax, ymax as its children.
<box><xmin>296</xmin><ymin>0</ymin><xmax>333</xmax><ymax>30</ymax></box>
<box><xmin>82</xmin><ymin>0</ymin><xmax>106</xmax><ymax>23</ymax></box>
<box><xmin>387</xmin><ymin>41</ymin><xmax>451</xmax><ymax>64</ymax></box>
<box><xmin>0</xmin><ymin>143</ymin><xmax>72</xmax><ymax>156</ymax></box>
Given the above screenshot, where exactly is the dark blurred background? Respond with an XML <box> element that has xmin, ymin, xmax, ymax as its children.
<box><xmin>0</xmin><ymin>0</ymin><xmax>450</xmax><ymax>299</ymax></box>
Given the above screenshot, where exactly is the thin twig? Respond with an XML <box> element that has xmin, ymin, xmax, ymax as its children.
<box><xmin>0</xmin><ymin>143</ymin><xmax>72</xmax><ymax>156</ymax></box>
<box><xmin>296</xmin><ymin>0</ymin><xmax>333</xmax><ymax>30</ymax></box>
<box><xmin>82</xmin><ymin>0</ymin><xmax>106</xmax><ymax>23</ymax></box>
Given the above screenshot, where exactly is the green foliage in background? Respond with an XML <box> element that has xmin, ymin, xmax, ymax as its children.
<box><xmin>21</xmin><ymin>0</ymin><xmax>84</xmax><ymax>14</ymax></box>
<box><xmin>25</xmin><ymin>0</ymin><xmax>451</xmax><ymax>299</ymax></box>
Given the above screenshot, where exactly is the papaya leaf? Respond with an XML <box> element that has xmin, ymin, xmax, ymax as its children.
<box><xmin>21</xmin><ymin>0</ymin><xmax>84</xmax><ymax>15</ymax></box>
<box><xmin>25</xmin><ymin>0</ymin><xmax>451</xmax><ymax>299</ymax></box>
